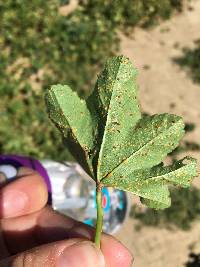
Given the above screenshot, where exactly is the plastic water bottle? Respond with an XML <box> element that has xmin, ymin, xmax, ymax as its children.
<box><xmin>0</xmin><ymin>155</ymin><xmax>130</xmax><ymax>234</ymax></box>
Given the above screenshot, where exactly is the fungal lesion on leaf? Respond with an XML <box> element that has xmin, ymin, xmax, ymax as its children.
<box><xmin>106</xmin><ymin>172</ymin><xmax>113</xmax><ymax>179</ymax></box>
<box><xmin>121</xmin><ymin>158</ymin><xmax>128</xmax><ymax>164</ymax></box>
<box><xmin>112</xmin><ymin>120</ymin><xmax>120</xmax><ymax>126</ymax></box>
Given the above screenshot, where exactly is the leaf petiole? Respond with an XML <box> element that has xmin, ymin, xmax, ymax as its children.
<box><xmin>95</xmin><ymin>182</ymin><xmax>104</xmax><ymax>248</ymax></box>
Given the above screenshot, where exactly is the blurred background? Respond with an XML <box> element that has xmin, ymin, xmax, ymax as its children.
<box><xmin>0</xmin><ymin>0</ymin><xmax>200</xmax><ymax>266</ymax></box>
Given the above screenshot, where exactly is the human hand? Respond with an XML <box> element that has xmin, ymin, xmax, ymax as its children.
<box><xmin>0</xmin><ymin>167</ymin><xmax>133</xmax><ymax>267</ymax></box>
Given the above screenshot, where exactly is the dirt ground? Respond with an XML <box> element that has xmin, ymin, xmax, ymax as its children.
<box><xmin>116</xmin><ymin>1</ymin><xmax>200</xmax><ymax>266</ymax></box>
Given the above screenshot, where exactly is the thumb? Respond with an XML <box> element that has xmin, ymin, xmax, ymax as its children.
<box><xmin>0</xmin><ymin>239</ymin><xmax>105</xmax><ymax>267</ymax></box>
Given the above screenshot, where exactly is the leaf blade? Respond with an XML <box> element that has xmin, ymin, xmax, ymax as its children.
<box><xmin>90</xmin><ymin>56</ymin><xmax>141</xmax><ymax>180</ymax></box>
<box><xmin>45</xmin><ymin>84</ymin><xmax>97</xmax><ymax>176</ymax></box>
<box><xmin>103</xmin><ymin>113</ymin><xmax>185</xmax><ymax>181</ymax></box>
<box><xmin>102</xmin><ymin>157</ymin><xmax>198</xmax><ymax>209</ymax></box>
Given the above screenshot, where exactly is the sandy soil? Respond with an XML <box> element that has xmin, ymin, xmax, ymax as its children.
<box><xmin>59</xmin><ymin>0</ymin><xmax>78</xmax><ymax>16</ymax></box>
<box><xmin>116</xmin><ymin>1</ymin><xmax>200</xmax><ymax>266</ymax></box>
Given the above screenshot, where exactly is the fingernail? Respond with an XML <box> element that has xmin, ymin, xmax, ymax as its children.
<box><xmin>2</xmin><ymin>190</ymin><xmax>28</xmax><ymax>218</ymax></box>
<box><xmin>57</xmin><ymin>241</ymin><xmax>105</xmax><ymax>267</ymax></box>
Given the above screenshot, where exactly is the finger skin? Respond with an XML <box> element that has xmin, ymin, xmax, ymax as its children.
<box><xmin>0</xmin><ymin>168</ymin><xmax>48</xmax><ymax>219</ymax></box>
<box><xmin>0</xmin><ymin>239</ymin><xmax>105</xmax><ymax>267</ymax></box>
<box><xmin>0</xmin><ymin>169</ymin><xmax>133</xmax><ymax>267</ymax></box>
<box><xmin>1</xmin><ymin>206</ymin><xmax>75</xmax><ymax>253</ymax></box>
<box><xmin>2</xmin><ymin>206</ymin><xmax>133</xmax><ymax>267</ymax></box>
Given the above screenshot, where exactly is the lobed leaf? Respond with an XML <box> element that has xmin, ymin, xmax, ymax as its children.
<box><xmin>102</xmin><ymin>157</ymin><xmax>198</xmax><ymax>209</ymax></box>
<box><xmin>88</xmin><ymin>56</ymin><xmax>141</xmax><ymax>180</ymax></box>
<box><xmin>102</xmin><ymin>113</ymin><xmax>185</xmax><ymax>181</ymax></box>
<box><xmin>45</xmin><ymin>56</ymin><xmax>198</xmax><ymax>210</ymax></box>
<box><xmin>45</xmin><ymin>84</ymin><xmax>98</xmax><ymax>176</ymax></box>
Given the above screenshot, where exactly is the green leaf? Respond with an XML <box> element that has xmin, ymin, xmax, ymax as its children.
<box><xmin>88</xmin><ymin>56</ymin><xmax>141</xmax><ymax>180</ymax></box>
<box><xmin>45</xmin><ymin>84</ymin><xmax>97</xmax><ymax>176</ymax></box>
<box><xmin>102</xmin><ymin>113</ymin><xmax>185</xmax><ymax>181</ymax></box>
<box><xmin>45</xmin><ymin>56</ymin><xmax>198</xmax><ymax>210</ymax></box>
<box><xmin>102</xmin><ymin>157</ymin><xmax>198</xmax><ymax>209</ymax></box>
